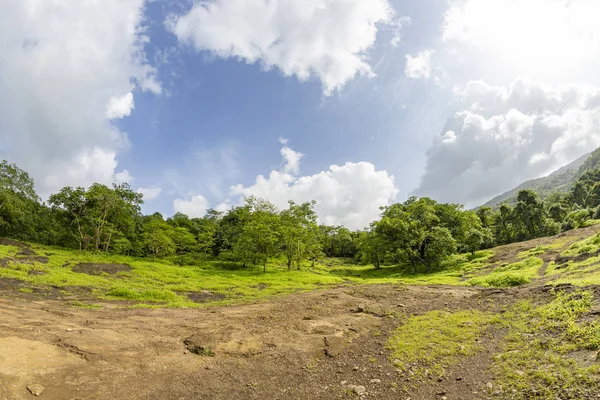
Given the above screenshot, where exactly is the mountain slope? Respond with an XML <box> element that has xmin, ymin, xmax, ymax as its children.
<box><xmin>481</xmin><ymin>150</ymin><xmax>595</xmax><ymax>208</ymax></box>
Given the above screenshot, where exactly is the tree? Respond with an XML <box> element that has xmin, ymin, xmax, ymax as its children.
<box><xmin>171</xmin><ymin>227</ymin><xmax>197</xmax><ymax>264</ymax></box>
<box><xmin>48</xmin><ymin>186</ymin><xmax>90</xmax><ymax>250</ymax></box>
<box><xmin>548</xmin><ymin>203</ymin><xmax>568</xmax><ymax>223</ymax></box>
<box><xmin>420</xmin><ymin>227</ymin><xmax>457</xmax><ymax>271</ymax></box>
<box><xmin>234</xmin><ymin>197</ymin><xmax>280</xmax><ymax>271</ymax></box>
<box><xmin>279</xmin><ymin>200</ymin><xmax>319</xmax><ymax>270</ymax></box>
<box><xmin>356</xmin><ymin>226</ymin><xmax>387</xmax><ymax>269</ymax></box>
<box><xmin>142</xmin><ymin>216</ymin><xmax>175</xmax><ymax>261</ymax></box>
<box><xmin>476</xmin><ymin>206</ymin><xmax>494</xmax><ymax>228</ymax></box>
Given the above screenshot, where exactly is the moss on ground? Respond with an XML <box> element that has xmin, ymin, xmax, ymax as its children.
<box><xmin>493</xmin><ymin>290</ymin><xmax>600</xmax><ymax>399</ymax></box>
<box><xmin>467</xmin><ymin>257</ymin><xmax>542</xmax><ymax>288</ymax></box>
<box><xmin>387</xmin><ymin>310</ymin><xmax>497</xmax><ymax>377</ymax></box>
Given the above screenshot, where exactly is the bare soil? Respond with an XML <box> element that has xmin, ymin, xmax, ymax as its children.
<box><xmin>72</xmin><ymin>263</ymin><xmax>131</xmax><ymax>276</ymax></box>
<box><xmin>0</xmin><ymin>281</ymin><xmax>532</xmax><ymax>400</ymax></box>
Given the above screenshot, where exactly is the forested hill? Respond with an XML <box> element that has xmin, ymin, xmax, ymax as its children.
<box><xmin>482</xmin><ymin>149</ymin><xmax>598</xmax><ymax>208</ymax></box>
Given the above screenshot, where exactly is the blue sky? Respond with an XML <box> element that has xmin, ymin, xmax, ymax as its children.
<box><xmin>2</xmin><ymin>0</ymin><xmax>600</xmax><ymax>229</ymax></box>
<box><xmin>118</xmin><ymin>0</ymin><xmax>451</xmax><ymax>217</ymax></box>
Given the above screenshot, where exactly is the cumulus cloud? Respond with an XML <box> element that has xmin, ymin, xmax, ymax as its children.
<box><xmin>106</xmin><ymin>92</ymin><xmax>135</xmax><ymax>120</ymax></box>
<box><xmin>415</xmin><ymin>79</ymin><xmax>600</xmax><ymax>206</ymax></box>
<box><xmin>219</xmin><ymin>143</ymin><xmax>398</xmax><ymax>230</ymax></box>
<box><xmin>137</xmin><ymin>187</ymin><xmax>162</xmax><ymax>201</ymax></box>
<box><xmin>405</xmin><ymin>49</ymin><xmax>433</xmax><ymax>79</ymax></box>
<box><xmin>173</xmin><ymin>195</ymin><xmax>210</xmax><ymax>218</ymax></box>
<box><xmin>0</xmin><ymin>0</ymin><xmax>160</xmax><ymax>197</ymax></box>
<box><xmin>279</xmin><ymin>138</ymin><xmax>303</xmax><ymax>175</ymax></box>
<box><xmin>168</xmin><ymin>0</ymin><xmax>398</xmax><ymax>95</ymax></box>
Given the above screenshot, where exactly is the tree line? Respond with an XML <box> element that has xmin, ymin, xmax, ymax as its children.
<box><xmin>1</xmin><ymin>160</ymin><xmax>599</xmax><ymax>273</ymax></box>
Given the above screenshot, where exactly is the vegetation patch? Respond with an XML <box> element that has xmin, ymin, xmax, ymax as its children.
<box><xmin>386</xmin><ymin>310</ymin><xmax>495</xmax><ymax>377</ymax></box>
<box><xmin>561</xmin><ymin>233</ymin><xmax>600</xmax><ymax>257</ymax></box>
<box><xmin>467</xmin><ymin>257</ymin><xmax>542</xmax><ymax>287</ymax></box>
<box><xmin>493</xmin><ymin>291</ymin><xmax>600</xmax><ymax>399</ymax></box>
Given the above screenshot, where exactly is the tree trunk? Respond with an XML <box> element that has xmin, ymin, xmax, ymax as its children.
<box><xmin>287</xmin><ymin>257</ymin><xmax>292</xmax><ymax>271</ymax></box>
<box><xmin>263</xmin><ymin>255</ymin><xmax>267</xmax><ymax>273</ymax></box>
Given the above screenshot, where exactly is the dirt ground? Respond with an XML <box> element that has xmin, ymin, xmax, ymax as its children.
<box><xmin>0</xmin><ymin>282</ymin><xmax>535</xmax><ymax>400</ymax></box>
<box><xmin>1</xmin><ymin>227</ymin><xmax>599</xmax><ymax>400</ymax></box>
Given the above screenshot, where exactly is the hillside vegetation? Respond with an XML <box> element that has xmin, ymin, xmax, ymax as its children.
<box><xmin>483</xmin><ymin>148</ymin><xmax>599</xmax><ymax>208</ymax></box>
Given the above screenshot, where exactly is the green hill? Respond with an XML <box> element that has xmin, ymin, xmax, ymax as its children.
<box><xmin>482</xmin><ymin>148</ymin><xmax>600</xmax><ymax>208</ymax></box>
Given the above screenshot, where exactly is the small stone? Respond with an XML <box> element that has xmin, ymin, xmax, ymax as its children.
<box><xmin>436</xmin><ymin>391</ymin><xmax>447</xmax><ymax>396</ymax></box>
<box><xmin>357</xmin><ymin>304</ymin><xmax>366</xmax><ymax>312</ymax></box>
<box><xmin>350</xmin><ymin>385</ymin><xmax>366</xmax><ymax>395</ymax></box>
<box><xmin>397</xmin><ymin>304</ymin><xmax>406</xmax><ymax>308</ymax></box>
<box><xmin>486</xmin><ymin>382</ymin><xmax>493</xmax><ymax>390</ymax></box>
<box><xmin>442</xmin><ymin>397</ymin><xmax>448</xmax><ymax>400</ymax></box>
<box><xmin>456</xmin><ymin>377</ymin><xmax>463</xmax><ymax>381</ymax></box>
<box><xmin>183</xmin><ymin>350</ymin><xmax>189</xmax><ymax>354</ymax></box>
<box><xmin>370</xmin><ymin>379</ymin><xmax>381</xmax><ymax>384</ymax></box>
<box><xmin>353</xmin><ymin>366</ymin><xmax>359</xmax><ymax>371</ymax></box>
<box><xmin>27</xmin><ymin>384</ymin><xmax>45</xmax><ymax>396</ymax></box>
<box><xmin>379</xmin><ymin>351</ymin><xmax>384</xmax><ymax>355</ymax></box>
<box><xmin>514</xmin><ymin>370</ymin><xmax>525</xmax><ymax>376</ymax></box>
<box><xmin>66</xmin><ymin>328</ymin><xmax>73</xmax><ymax>332</ymax></box>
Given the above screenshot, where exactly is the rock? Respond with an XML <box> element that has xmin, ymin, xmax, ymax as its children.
<box><xmin>347</xmin><ymin>385</ymin><xmax>366</xmax><ymax>396</ymax></box>
<box><xmin>515</xmin><ymin>369</ymin><xmax>525</xmax><ymax>376</ymax></box>
<box><xmin>357</xmin><ymin>304</ymin><xmax>366</xmax><ymax>312</ymax></box>
<box><xmin>370</xmin><ymin>379</ymin><xmax>381</xmax><ymax>384</ymax></box>
<box><xmin>442</xmin><ymin>397</ymin><xmax>448</xmax><ymax>400</ymax></box>
<box><xmin>66</xmin><ymin>328</ymin><xmax>73</xmax><ymax>332</ymax></box>
<box><xmin>27</xmin><ymin>384</ymin><xmax>45</xmax><ymax>396</ymax></box>
<box><xmin>353</xmin><ymin>366</ymin><xmax>359</xmax><ymax>371</ymax></box>
<box><xmin>486</xmin><ymin>382</ymin><xmax>494</xmax><ymax>390</ymax></box>
<box><xmin>436</xmin><ymin>391</ymin><xmax>447</xmax><ymax>395</ymax></box>
<box><xmin>397</xmin><ymin>303</ymin><xmax>406</xmax><ymax>308</ymax></box>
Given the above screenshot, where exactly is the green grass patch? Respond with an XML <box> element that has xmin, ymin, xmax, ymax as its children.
<box><xmin>561</xmin><ymin>233</ymin><xmax>600</xmax><ymax>257</ymax></box>
<box><xmin>467</xmin><ymin>257</ymin><xmax>542</xmax><ymax>287</ymax></box>
<box><xmin>387</xmin><ymin>310</ymin><xmax>496</xmax><ymax>377</ymax></box>
<box><xmin>325</xmin><ymin>251</ymin><xmax>494</xmax><ymax>286</ymax></box>
<box><xmin>493</xmin><ymin>291</ymin><xmax>600</xmax><ymax>398</ymax></box>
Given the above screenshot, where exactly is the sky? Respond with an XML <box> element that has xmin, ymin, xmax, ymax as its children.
<box><xmin>2</xmin><ymin>0</ymin><xmax>600</xmax><ymax>230</ymax></box>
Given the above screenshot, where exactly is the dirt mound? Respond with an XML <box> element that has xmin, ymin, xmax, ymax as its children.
<box><xmin>72</xmin><ymin>263</ymin><xmax>131</xmax><ymax>276</ymax></box>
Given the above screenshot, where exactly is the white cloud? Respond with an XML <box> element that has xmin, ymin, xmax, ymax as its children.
<box><xmin>106</xmin><ymin>92</ymin><xmax>135</xmax><ymax>120</ymax></box>
<box><xmin>219</xmin><ymin>143</ymin><xmax>398</xmax><ymax>230</ymax></box>
<box><xmin>416</xmin><ymin>79</ymin><xmax>600</xmax><ymax>206</ymax></box>
<box><xmin>137</xmin><ymin>186</ymin><xmax>162</xmax><ymax>201</ymax></box>
<box><xmin>442</xmin><ymin>0</ymin><xmax>600</xmax><ymax>80</ymax></box>
<box><xmin>115</xmin><ymin>170</ymin><xmax>134</xmax><ymax>185</ymax></box>
<box><xmin>0</xmin><ymin>0</ymin><xmax>160</xmax><ymax>197</ymax></box>
<box><xmin>279</xmin><ymin>138</ymin><xmax>303</xmax><ymax>175</ymax></box>
<box><xmin>173</xmin><ymin>195</ymin><xmax>210</xmax><ymax>218</ymax></box>
<box><xmin>405</xmin><ymin>49</ymin><xmax>433</xmax><ymax>79</ymax></box>
<box><xmin>168</xmin><ymin>0</ymin><xmax>398</xmax><ymax>95</ymax></box>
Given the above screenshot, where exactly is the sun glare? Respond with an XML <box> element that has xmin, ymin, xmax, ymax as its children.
<box><xmin>444</xmin><ymin>0</ymin><xmax>600</xmax><ymax>78</ymax></box>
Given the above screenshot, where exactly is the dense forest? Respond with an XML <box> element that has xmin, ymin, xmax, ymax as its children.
<box><xmin>2</xmin><ymin>159</ymin><xmax>600</xmax><ymax>273</ymax></box>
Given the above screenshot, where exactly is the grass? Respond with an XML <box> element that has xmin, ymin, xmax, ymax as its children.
<box><xmin>387</xmin><ymin>310</ymin><xmax>496</xmax><ymax>377</ymax></box>
<box><xmin>493</xmin><ymin>290</ymin><xmax>600</xmax><ymax>398</ymax></box>
<box><xmin>1</xmin><ymin>224</ymin><xmax>599</xmax><ymax>306</ymax></box>
<box><xmin>327</xmin><ymin>250</ymin><xmax>495</xmax><ymax>286</ymax></box>
<box><xmin>0</xmin><ymin>244</ymin><xmax>347</xmax><ymax>307</ymax></box>
<box><xmin>561</xmin><ymin>232</ymin><xmax>600</xmax><ymax>257</ymax></box>
<box><xmin>467</xmin><ymin>257</ymin><xmax>542</xmax><ymax>287</ymax></box>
